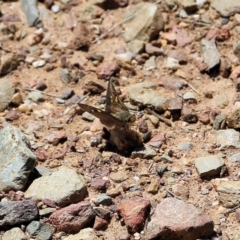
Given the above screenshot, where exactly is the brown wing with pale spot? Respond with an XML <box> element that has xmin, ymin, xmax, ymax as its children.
<box><xmin>78</xmin><ymin>103</ymin><xmax>125</xmax><ymax>128</ymax></box>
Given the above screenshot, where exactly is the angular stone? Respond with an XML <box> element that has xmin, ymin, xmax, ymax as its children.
<box><xmin>0</xmin><ymin>126</ymin><xmax>36</xmax><ymax>191</ymax></box>
<box><xmin>2</xmin><ymin>227</ymin><xmax>27</xmax><ymax>240</ymax></box>
<box><xmin>63</xmin><ymin>228</ymin><xmax>99</xmax><ymax>240</ymax></box>
<box><xmin>26</xmin><ymin>221</ymin><xmax>53</xmax><ymax>240</ymax></box>
<box><xmin>194</xmin><ymin>155</ymin><xmax>226</xmax><ymax>178</ymax></box>
<box><xmin>215</xmin><ymin>129</ymin><xmax>240</xmax><ymax>149</ymax></box>
<box><xmin>0</xmin><ymin>78</ymin><xmax>15</xmax><ymax>112</ymax></box>
<box><xmin>123</xmin><ymin>2</ymin><xmax>164</xmax><ymax>54</ymax></box>
<box><xmin>49</xmin><ymin>201</ymin><xmax>95</xmax><ymax>233</ymax></box>
<box><xmin>117</xmin><ymin>197</ymin><xmax>151</xmax><ymax>233</ymax></box>
<box><xmin>0</xmin><ymin>200</ymin><xmax>38</xmax><ymax>227</ymax></box>
<box><xmin>131</xmin><ymin>146</ymin><xmax>157</xmax><ymax>159</ymax></box>
<box><xmin>146</xmin><ymin>198</ymin><xmax>214</xmax><ymax>240</ymax></box>
<box><xmin>25</xmin><ymin>166</ymin><xmax>87</xmax><ymax>207</ymax></box>
<box><xmin>227</xmin><ymin>108</ymin><xmax>240</xmax><ymax>128</ymax></box>
<box><xmin>211</xmin><ymin>0</ymin><xmax>240</xmax><ymax>17</ymax></box>
<box><xmin>217</xmin><ymin>181</ymin><xmax>240</xmax><ymax>208</ymax></box>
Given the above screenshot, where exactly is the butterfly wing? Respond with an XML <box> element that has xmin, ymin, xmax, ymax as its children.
<box><xmin>105</xmin><ymin>79</ymin><xmax>131</xmax><ymax>122</ymax></box>
<box><xmin>78</xmin><ymin>103</ymin><xmax>124</xmax><ymax>128</ymax></box>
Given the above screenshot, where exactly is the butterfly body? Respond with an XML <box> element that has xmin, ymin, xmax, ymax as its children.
<box><xmin>79</xmin><ymin>79</ymin><xmax>135</xmax><ymax>128</ymax></box>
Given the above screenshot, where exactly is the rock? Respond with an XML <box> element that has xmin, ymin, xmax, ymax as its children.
<box><xmin>146</xmin><ymin>198</ymin><xmax>214</xmax><ymax>240</ymax></box>
<box><xmin>215</xmin><ymin>129</ymin><xmax>240</xmax><ymax>149</ymax></box>
<box><xmin>93</xmin><ymin>216</ymin><xmax>108</xmax><ymax>230</ymax></box>
<box><xmin>68</xmin><ymin>23</ymin><xmax>91</xmax><ymax>50</ymax></box>
<box><xmin>159</xmin><ymin>76</ymin><xmax>187</xmax><ymax>90</ymax></box>
<box><xmin>166</xmin><ymin>57</ymin><xmax>180</xmax><ymax>70</ymax></box>
<box><xmin>0</xmin><ymin>54</ymin><xmax>22</xmax><ymax>76</ymax></box>
<box><xmin>96</xmin><ymin>61</ymin><xmax>120</xmax><ymax>80</ymax></box>
<box><xmin>0</xmin><ymin>200</ymin><xmax>38</xmax><ymax>227</ymax></box>
<box><xmin>181</xmin><ymin>103</ymin><xmax>198</xmax><ymax>123</ymax></box>
<box><xmin>147</xmin><ymin>180</ymin><xmax>159</xmax><ymax>194</ymax></box>
<box><xmin>0</xmin><ymin>126</ymin><xmax>36</xmax><ymax>191</ymax></box>
<box><xmin>123</xmin><ymin>2</ymin><xmax>164</xmax><ymax>54</ymax></box>
<box><xmin>82</xmin><ymin>81</ymin><xmax>106</xmax><ymax>95</ymax></box>
<box><xmin>234</xmin><ymin>41</ymin><xmax>240</xmax><ymax>61</ymax></box>
<box><xmin>211</xmin><ymin>0</ymin><xmax>240</xmax><ymax>17</ymax></box>
<box><xmin>25</xmin><ymin>166</ymin><xmax>87</xmax><ymax>207</ymax></box>
<box><xmin>227</xmin><ymin>108</ymin><xmax>240</xmax><ymax>128</ymax></box>
<box><xmin>93</xmin><ymin>207</ymin><xmax>111</xmax><ymax>220</ymax></box>
<box><xmin>145</xmin><ymin>43</ymin><xmax>165</xmax><ymax>56</ymax></box>
<box><xmin>230</xmin><ymin>153</ymin><xmax>240</xmax><ymax>163</ymax></box>
<box><xmin>110</xmin><ymin>170</ymin><xmax>129</xmax><ymax>183</ymax></box>
<box><xmin>213</xmin><ymin>114</ymin><xmax>226</xmax><ymax>130</ymax></box>
<box><xmin>91</xmin><ymin>178</ymin><xmax>108</xmax><ymax>190</ymax></box>
<box><xmin>183</xmin><ymin>92</ymin><xmax>197</xmax><ymax>102</ymax></box>
<box><xmin>11</xmin><ymin>92</ymin><xmax>23</xmax><ymax>106</ymax></box>
<box><xmin>96</xmin><ymin>195</ymin><xmax>112</xmax><ymax>206</ymax></box>
<box><xmin>217</xmin><ymin>181</ymin><xmax>240</xmax><ymax>208</ymax></box>
<box><xmin>0</xmin><ymin>78</ymin><xmax>15</xmax><ymax>112</ymax></box>
<box><xmin>32</xmin><ymin>60</ymin><xmax>46</xmax><ymax>68</ymax></box>
<box><xmin>26</xmin><ymin>221</ymin><xmax>53</xmax><ymax>240</ymax></box>
<box><xmin>114</xmin><ymin>52</ymin><xmax>134</xmax><ymax>63</ymax></box>
<box><xmin>178</xmin><ymin>142</ymin><xmax>193</xmax><ymax>151</ymax></box>
<box><xmin>82</xmin><ymin>111</ymin><xmax>95</xmax><ymax>122</ymax></box>
<box><xmin>2</xmin><ymin>227</ymin><xmax>27</xmax><ymax>240</ymax></box>
<box><xmin>181</xmin><ymin>0</ymin><xmax>198</xmax><ymax>13</ymax></box>
<box><xmin>63</xmin><ymin>228</ymin><xmax>99</xmax><ymax>240</ymax></box>
<box><xmin>131</xmin><ymin>145</ymin><xmax>157</xmax><ymax>159</ymax></box>
<box><xmin>144</xmin><ymin>56</ymin><xmax>156</xmax><ymax>70</ymax></box>
<box><xmin>168</xmin><ymin>50</ymin><xmax>187</xmax><ymax>64</ymax></box>
<box><xmin>201</xmin><ymin>38</ymin><xmax>220</xmax><ymax>71</ymax></box>
<box><xmin>28</xmin><ymin>91</ymin><xmax>44</xmax><ymax>102</ymax></box>
<box><xmin>128</xmin><ymin>82</ymin><xmax>169</xmax><ymax>111</ymax></box>
<box><xmin>20</xmin><ymin>0</ymin><xmax>42</xmax><ymax>27</ymax></box>
<box><xmin>49</xmin><ymin>201</ymin><xmax>95</xmax><ymax>233</ymax></box>
<box><xmin>117</xmin><ymin>197</ymin><xmax>151</xmax><ymax>233</ymax></box>
<box><xmin>195</xmin><ymin>155</ymin><xmax>226</xmax><ymax>178</ymax></box>
<box><xmin>215</xmin><ymin>91</ymin><xmax>229</xmax><ymax>108</ymax></box>
<box><xmin>137</xmin><ymin>118</ymin><xmax>148</xmax><ymax>133</ymax></box>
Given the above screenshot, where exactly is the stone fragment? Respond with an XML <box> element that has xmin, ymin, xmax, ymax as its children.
<box><xmin>26</xmin><ymin>221</ymin><xmax>53</xmax><ymax>240</ymax></box>
<box><xmin>181</xmin><ymin>103</ymin><xmax>198</xmax><ymax>123</ymax></box>
<box><xmin>49</xmin><ymin>202</ymin><xmax>95</xmax><ymax>233</ymax></box>
<box><xmin>194</xmin><ymin>155</ymin><xmax>226</xmax><ymax>178</ymax></box>
<box><xmin>227</xmin><ymin>108</ymin><xmax>240</xmax><ymax>128</ymax></box>
<box><xmin>28</xmin><ymin>91</ymin><xmax>44</xmax><ymax>102</ymax></box>
<box><xmin>96</xmin><ymin>61</ymin><xmax>120</xmax><ymax>80</ymax></box>
<box><xmin>117</xmin><ymin>197</ymin><xmax>151</xmax><ymax>233</ymax></box>
<box><xmin>0</xmin><ymin>200</ymin><xmax>38</xmax><ymax>227</ymax></box>
<box><xmin>181</xmin><ymin>0</ymin><xmax>197</xmax><ymax>13</ymax></box>
<box><xmin>128</xmin><ymin>82</ymin><xmax>169</xmax><ymax>111</ymax></box>
<box><xmin>110</xmin><ymin>170</ymin><xmax>129</xmax><ymax>183</ymax></box>
<box><xmin>217</xmin><ymin>181</ymin><xmax>240</xmax><ymax>208</ymax></box>
<box><xmin>131</xmin><ymin>146</ymin><xmax>157</xmax><ymax>159</ymax></box>
<box><xmin>0</xmin><ymin>78</ymin><xmax>15</xmax><ymax>112</ymax></box>
<box><xmin>20</xmin><ymin>0</ymin><xmax>42</xmax><ymax>27</ymax></box>
<box><xmin>123</xmin><ymin>2</ymin><xmax>164</xmax><ymax>54</ymax></box>
<box><xmin>201</xmin><ymin>38</ymin><xmax>220</xmax><ymax>71</ymax></box>
<box><xmin>25</xmin><ymin>167</ymin><xmax>87</xmax><ymax>207</ymax></box>
<box><xmin>230</xmin><ymin>153</ymin><xmax>240</xmax><ymax>163</ymax></box>
<box><xmin>215</xmin><ymin>129</ymin><xmax>240</xmax><ymax>149</ymax></box>
<box><xmin>146</xmin><ymin>198</ymin><xmax>214</xmax><ymax>239</ymax></box>
<box><xmin>96</xmin><ymin>195</ymin><xmax>112</xmax><ymax>206</ymax></box>
<box><xmin>213</xmin><ymin>114</ymin><xmax>226</xmax><ymax>130</ymax></box>
<box><xmin>63</xmin><ymin>228</ymin><xmax>99</xmax><ymax>240</ymax></box>
<box><xmin>0</xmin><ymin>126</ymin><xmax>36</xmax><ymax>191</ymax></box>
<box><xmin>178</xmin><ymin>142</ymin><xmax>193</xmax><ymax>151</ymax></box>
<box><xmin>159</xmin><ymin>76</ymin><xmax>187</xmax><ymax>90</ymax></box>
<box><xmin>2</xmin><ymin>227</ymin><xmax>27</xmax><ymax>240</ymax></box>
<box><xmin>211</xmin><ymin>0</ymin><xmax>240</xmax><ymax>17</ymax></box>
<box><xmin>145</xmin><ymin>43</ymin><xmax>165</xmax><ymax>56</ymax></box>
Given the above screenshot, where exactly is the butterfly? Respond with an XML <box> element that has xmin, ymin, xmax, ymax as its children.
<box><xmin>78</xmin><ymin>79</ymin><xmax>136</xmax><ymax>128</ymax></box>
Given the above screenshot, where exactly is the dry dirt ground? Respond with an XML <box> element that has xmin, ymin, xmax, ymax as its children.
<box><xmin>1</xmin><ymin>0</ymin><xmax>240</xmax><ymax>239</ymax></box>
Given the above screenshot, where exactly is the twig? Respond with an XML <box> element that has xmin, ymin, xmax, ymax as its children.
<box><xmin>23</xmin><ymin>88</ymin><xmax>59</xmax><ymax>98</ymax></box>
<box><xmin>166</xmin><ymin>189</ymin><xmax>182</xmax><ymax>200</ymax></box>
<box><xmin>179</xmin><ymin>19</ymin><xmax>214</xmax><ymax>27</ymax></box>
<box><xmin>149</xmin><ymin>110</ymin><xmax>172</xmax><ymax>127</ymax></box>
<box><xmin>92</xmin><ymin>13</ymin><xmax>137</xmax><ymax>44</ymax></box>
<box><xmin>224</xmin><ymin>205</ymin><xmax>240</xmax><ymax>216</ymax></box>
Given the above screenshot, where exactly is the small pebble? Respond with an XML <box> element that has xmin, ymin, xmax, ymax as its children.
<box><xmin>35</xmin><ymin>81</ymin><xmax>47</xmax><ymax>91</ymax></box>
<box><xmin>32</xmin><ymin>60</ymin><xmax>46</xmax><ymax>68</ymax></box>
<box><xmin>82</xmin><ymin>112</ymin><xmax>95</xmax><ymax>122</ymax></box>
<box><xmin>51</xmin><ymin>4</ymin><xmax>61</xmax><ymax>13</ymax></box>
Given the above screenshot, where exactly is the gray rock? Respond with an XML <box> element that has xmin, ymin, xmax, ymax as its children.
<box><xmin>39</xmin><ymin>207</ymin><xmax>55</xmax><ymax>217</ymax></box>
<box><xmin>0</xmin><ymin>126</ymin><xmax>36</xmax><ymax>191</ymax></box>
<box><xmin>63</xmin><ymin>228</ymin><xmax>99</xmax><ymax>240</ymax></box>
<box><xmin>2</xmin><ymin>227</ymin><xmax>27</xmax><ymax>240</ymax></box>
<box><xmin>217</xmin><ymin>181</ymin><xmax>240</xmax><ymax>208</ymax></box>
<box><xmin>96</xmin><ymin>195</ymin><xmax>112</xmax><ymax>206</ymax></box>
<box><xmin>28</xmin><ymin>91</ymin><xmax>44</xmax><ymax>102</ymax></box>
<box><xmin>215</xmin><ymin>129</ymin><xmax>240</xmax><ymax>149</ymax></box>
<box><xmin>60</xmin><ymin>68</ymin><xmax>72</xmax><ymax>84</ymax></box>
<box><xmin>131</xmin><ymin>145</ymin><xmax>157</xmax><ymax>159</ymax></box>
<box><xmin>211</xmin><ymin>0</ymin><xmax>240</xmax><ymax>17</ymax></box>
<box><xmin>144</xmin><ymin>56</ymin><xmax>156</xmax><ymax>70</ymax></box>
<box><xmin>213</xmin><ymin>114</ymin><xmax>226</xmax><ymax>130</ymax></box>
<box><xmin>123</xmin><ymin>2</ymin><xmax>164</xmax><ymax>54</ymax></box>
<box><xmin>229</xmin><ymin>153</ymin><xmax>240</xmax><ymax>163</ymax></box>
<box><xmin>0</xmin><ymin>78</ymin><xmax>15</xmax><ymax>112</ymax></box>
<box><xmin>183</xmin><ymin>92</ymin><xmax>196</xmax><ymax>102</ymax></box>
<box><xmin>26</xmin><ymin>221</ymin><xmax>53</xmax><ymax>240</ymax></box>
<box><xmin>128</xmin><ymin>82</ymin><xmax>169</xmax><ymax>111</ymax></box>
<box><xmin>146</xmin><ymin>198</ymin><xmax>214</xmax><ymax>239</ymax></box>
<box><xmin>0</xmin><ymin>200</ymin><xmax>38</xmax><ymax>227</ymax></box>
<box><xmin>194</xmin><ymin>155</ymin><xmax>225</xmax><ymax>178</ymax></box>
<box><xmin>20</xmin><ymin>0</ymin><xmax>42</xmax><ymax>27</ymax></box>
<box><xmin>201</xmin><ymin>38</ymin><xmax>220</xmax><ymax>71</ymax></box>
<box><xmin>25</xmin><ymin>166</ymin><xmax>87</xmax><ymax>207</ymax></box>
<box><xmin>82</xmin><ymin>111</ymin><xmax>95</xmax><ymax>122</ymax></box>
<box><xmin>178</xmin><ymin>142</ymin><xmax>193</xmax><ymax>151</ymax></box>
